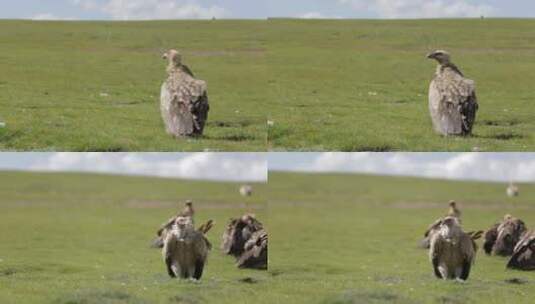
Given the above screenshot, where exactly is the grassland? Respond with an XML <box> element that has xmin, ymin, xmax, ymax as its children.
<box><xmin>268</xmin><ymin>171</ymin><xmax>535</xmax><ymax>303</ymax></box>
<box><xmin>0</xmin><ymin>20</ymin><xmax>266</xmax><ymax>151</ymax></box>
<box><xmin>267</xmin><ymin>19</ymin><xmax>535</xmax><ymax>151</ymax></box>
<box><xmin>0</xmin><ymin>171</ymin><xmax>268</xmax><ymax>304</ymax></box>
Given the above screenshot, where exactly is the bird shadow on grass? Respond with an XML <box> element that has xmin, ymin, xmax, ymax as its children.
<box><xmin>204</xmin><ymin>134</ymin><xmax>257</xmax><ymax>142</ymax></box>
<box><xmin>56</xmin><ymin>290</ymin><xmax>149</xmax><ymax>304</ymax></box>
<box><xmin>321</xmin><ymin>290</ymin><xmax>418</xmax><ymax>304</ymax></box>
<box><xmin>473</xmin><ymin>132</ymin><xmax>524</xmax><ymax>141</ymax></box>
<box><xmin>168</xmin><ymin>294</ymin><xmax>205</xmax><ymax>304</ymax></box>
<box><xmin>340</xmin><ymin>144</ymin><xmax>394</xmax><ymax>152</ymax></box>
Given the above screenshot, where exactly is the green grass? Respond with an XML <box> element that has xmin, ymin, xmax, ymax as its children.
<box><xmin>0</xmin><ymin>171</ymin><xmax>268</xmax><ymax>304</ymax></box>
<box><xmin>267</xmin><ymin>19</ymin><xmax>535</xmax><ymax>151</ymax></box>
<box><xmin>269</xmin><ymin>171</ymin><xmax>535</xmax><ymax>304</ymax></box>
<box><xmin>0</xmin><ymin>20</ymin><xmax>267</xmax><ymax>151</ymax></box>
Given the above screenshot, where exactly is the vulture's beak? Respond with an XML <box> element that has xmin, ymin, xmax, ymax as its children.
<box><xmin>426</xmin><ymin>52</ymin><xmax>435</xmax><ymax>59</ymax></box>
<box><xmin>162</xmin><ymin>53</ymin><xmax>168</xmax><ymax>60</ymax></box>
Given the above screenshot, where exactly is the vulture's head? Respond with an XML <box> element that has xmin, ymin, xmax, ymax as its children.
<box><xmin>493</xmin><ymin>218</ymin><xmax>526</xmax><ymax>256</ymax></box>
<box><xmin>449</xmin><ymin>200</ymin><xmax>456</xmax><ymax>208</ymax></box>
<box><xmin>427</xmin><ymin>50</ymin><xmax>451</xmax><ymax>64</ymax></box>
<box><xmin>162</xmin><ymin>49</ymin><xmax>182</xmax><ymax>66</ymax></box>
<box><xmin>438</xmin><ymin>216</ymin><xmax>461</xmax><ymax>240</ymax></box>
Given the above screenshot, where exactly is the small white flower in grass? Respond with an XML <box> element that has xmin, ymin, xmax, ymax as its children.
<box><xmin>235</xmin><ymin>110</ymin><xmax>240</xmax><ymax>114</ymax></box>
<box><xmin>267</xmin><ymin>120</ymin><xmax>274</xmax><ymax>127</ymax></box>
<box><xmin>0</xmin><ymin>122</ymin><xmax>5</xmax><ymax>128</ymax></box>
<box><xmin>368</xmin><ymin>91</ymin><xmax>378</xmax><ymax>96</ymax></box>
<box><xmin>100</xmin><ymin>92</ymin><xmax>109</xmax><ymax>97</ymax></box>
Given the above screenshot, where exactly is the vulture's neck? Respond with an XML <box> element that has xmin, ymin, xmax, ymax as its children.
<box><xmin>167</xmin><ymin>64</ymin><xmax>183</xmax><ymax>75</ymax></box>
<box><xmin>438</xmin><ymin>62</ymin><xmax>464</xmax><ymax>77</ymax></box>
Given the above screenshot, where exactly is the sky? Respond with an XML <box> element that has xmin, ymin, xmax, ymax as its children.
<box><xmin>268</xmin><ymin>153</ymin><xmax>535</xmax><ymax>183</ymax></box>
<box><xmin>1</xmin><ymin>0</ymin><xmax>535</xmax><ymax>20</ymax></box>
<box><xmin>0</xmin><ymin>153</ymin><xmax>267</xmax><ymax>182</ymax></box>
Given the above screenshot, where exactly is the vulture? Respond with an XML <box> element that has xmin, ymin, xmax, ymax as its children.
<box><xmin>506</xmin><ymin>183</ymin><xmax>519</xmax><ymax>197</ymax></box>
<box><xmin>160</xmin><ymin>49</ymin><xmax>209</xmax><ymax>137</ymax></box>
<box><xmin>152</xmin><ymin>201</ymin><xmax>212</xmax><ymax>250</ymax></box>
<box><xmin>427</xmin><ymin>50</ymin><xmax>478</xmax><ymax>136</ymax></box>
<box><xmin>421</xmin><ymin>201</ymin><xmax>463</xmax><ymax>248</ymax></box>
<box><xmin>507</xmin><ymin>230</ymin><xmax>535</xmax><ymax>270</ymax></box>
<box><xmin>162</xmin><ymin>215</ymin><xmax>211</xmax><ymax>279</ymax></box>
<box><xmin>483</xmin><ymin>215</ymin><xmax>527</xmax><ymax>256</ymax></box>
<box><xmin>239</xmin><ymin>185</ymin><xmax>253</xmax><ymax>197</ymax></box>
<box><xmin>429</xmin><ymin>216</ymin><xmax>482</xmax><ymax>281</ymax></box>
<box><xmin>221</xmin><ymin>214</ymin><xmax>268</xmax><ymax>270</ymax></box>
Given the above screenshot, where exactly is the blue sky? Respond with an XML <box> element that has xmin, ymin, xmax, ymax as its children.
<box><xmin>269</xmin><ymin>153</ymin><xmax>535</xmax><ymax>182</ymax></box>
<box><xmin>0</xmin><ymin>153</ymin><xmax>267</xmax><ymax>182</ymax></box>
<box><xmin>2</xmin><ymin>0</ymin><xmax>535</xmax><ymax>20</ymax></box>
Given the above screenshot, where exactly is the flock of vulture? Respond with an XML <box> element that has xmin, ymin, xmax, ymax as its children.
<box><xmin>159</xmin><ymin>49</ymin><xmax>480</xmax><ymax>138</ymax></box>
<box><xmin>151</xmin><ymin>200</ymin><xmax>267</xmax><ymax>280</ymax></box>
<box><xmin>422</xmin><ymin>201</ymin><xmax>535</xmax><ymax>281</ymax></box>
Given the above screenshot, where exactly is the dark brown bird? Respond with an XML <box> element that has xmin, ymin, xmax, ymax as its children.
<box><xmin>483</xmin><ymin>214</ymin><xmax>527</xmax><ymax>256</ymax></box>
<box><xmin>429</xmin><ymin>217</ymin><xmax>481</xmax><ymax>281</ymax></box>
<box><xmin>221</xmin><ymin>214</ymin><xmax>267</xmax><ymax>269</ymax></box>
<box><xmin>507</xmin><ymin>230</ymin><xmax>535</xmax><ymax>270</ymax></box>
<box><xmin>427</xmin><ymin>50</ymin><xmax>478</xmax><ymax>136</ymax></box>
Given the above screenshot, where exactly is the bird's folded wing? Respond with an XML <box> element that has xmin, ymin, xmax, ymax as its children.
<box><xmin>436</xmin><ymin>68</ymin><xmax>476</xmax><ymax>105</ymax></box>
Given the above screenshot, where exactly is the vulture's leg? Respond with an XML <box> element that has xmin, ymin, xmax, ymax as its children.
<box><xmin>193</xmin><ymin>259</ymin><xmax>205</xmax><ymax>280</ymax></box>
<box><xmin>165</xmin><ymin>256</ymin><xmax>176</xmax><ymax>278</ymax></box>
<box><xmin>432</xmin><ymin>257</ymin><xmax>443</xmax><ymax>279</ymax></box>
<box><xmin>460</xmin><ymin>260</ymin><xmax>471</xmax><ymax>281</ymax></box>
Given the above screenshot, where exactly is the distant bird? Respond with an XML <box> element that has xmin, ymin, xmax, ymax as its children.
<box><xmin>161</xmin><ymin>49</ymin><xmax>209</xmax><ymax>137</ymax></box>
<box><xmin>507</xmin><ymin>230</ymin><xmax>535</xmax><ymax>270</ymax></box>
<box><xmin>427</xmin><ymin>50</ymin><xmax>478</xmax><ymax>136</ymax></box>
<box><xmin>239</xmin><ymin>185</ymin><xmax>253</xmax><ymax>197</ymax></box>
<box><xmin>221</xmin><ymin>214</ymin><xmax>267</xmax><ymax>269</ymax></box>
<box><xmin>162</xmin><ymin>215</ymin><xmax>210</xmax><ymax>279</ymax></box>
<box><xmin>429</xmin><ymin>216</ymin><xmax>481</xmax><ymax>281</ymax></box>
<box><xmin>483</xmin><ymin>214</ymin><xmax>527</xmax><ymax>256</ymax></box>
<box><xmin>507</xmin><ymin>183</ymin><xmax>519</xmax><ymax>197</ymax></box>
<box><xmin>421</xmin><ymin>201</ymin><xmax>463</xmax><ymax>248</ymax></box>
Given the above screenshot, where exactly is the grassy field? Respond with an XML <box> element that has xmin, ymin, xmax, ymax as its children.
<box><xmin>267</xmin><ymin>19</ymin><xmax>535</xmax><ymax>151</ymax></box>
<box><xmin>0</xmin><ymin>20</ymin><xmax>266</xmax><ymax>151</ymax></box>
<box><xmin>268</xmin><ymin>171</ymin><xmax>535</xmax><ymax>304</ymax></box>
<box><xmin>0</xmin><ymin>171</ymin><xmax>268</xmax><ymax>304</ymax></box>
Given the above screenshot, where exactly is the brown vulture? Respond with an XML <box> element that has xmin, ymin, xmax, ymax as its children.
<box><xmin>427</xmin><ymin>50</ymin><xmax>478</xmax><ymax>136</ymax></box>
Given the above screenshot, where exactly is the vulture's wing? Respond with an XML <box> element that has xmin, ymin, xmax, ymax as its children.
<box><xmin>459</xmin><ymin>233</ymin><xmax>476</xmax><ymax>280</ymax></box>
<box><xmin>435</xmin><ymin>65</ymin><xmax>476</xmax><ymax>107</ymax></box>
<box><xmin>425</xmin><ymin>218</ymin><xmax>443</xmax><ymax>237</ymax></box>
<box><xmin>507</xmin><ymin>231</ymin><xmax>535</xmax><ymax>270</ymax></box>
<box><xmin>221</xmin><ymin>219</ymin><xmax>238</xmax><ymax>254</ymax></box>
<box><xmin>483</xmin><ymin>223</ymin><xmax>499</xmax><ymax>255</ymax></box>
<box><xmin>429</xmin><ymin>235</ymin><xmax>444</xmax><ymax>279</ymax></box>
<box><xmin>163</xmin><ymin>234</ymin><xmax>178</xmax><ymax>278</ymax></box>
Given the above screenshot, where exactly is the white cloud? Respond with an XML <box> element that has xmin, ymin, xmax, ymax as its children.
<box><xmin>73</xmin><ymin>0</ymin><xmax>227</xmax><ymax>20</ymax></box>
<box><xmin>31</xmin><ymin>13</ymin><xmax>74</xmax><ymax>20</ymax></box>
<box><xmin>337</xmin><ymin>0</ymin><xmax>495</xmax><ymax>18</ymax></box>
<box><xmin>29</xmin><ymin>153</ymin><xmax>266</xmax><ymax>182</ymax></box>
<box><xmin>296</xmin><ymin>153</ymin><xmax>535</xmax><ymax>182</ymax></box>
<box><xmin>299</xmin><ymin>12</ymin><xmax>340</xmax><ymax>19</ymax></box>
